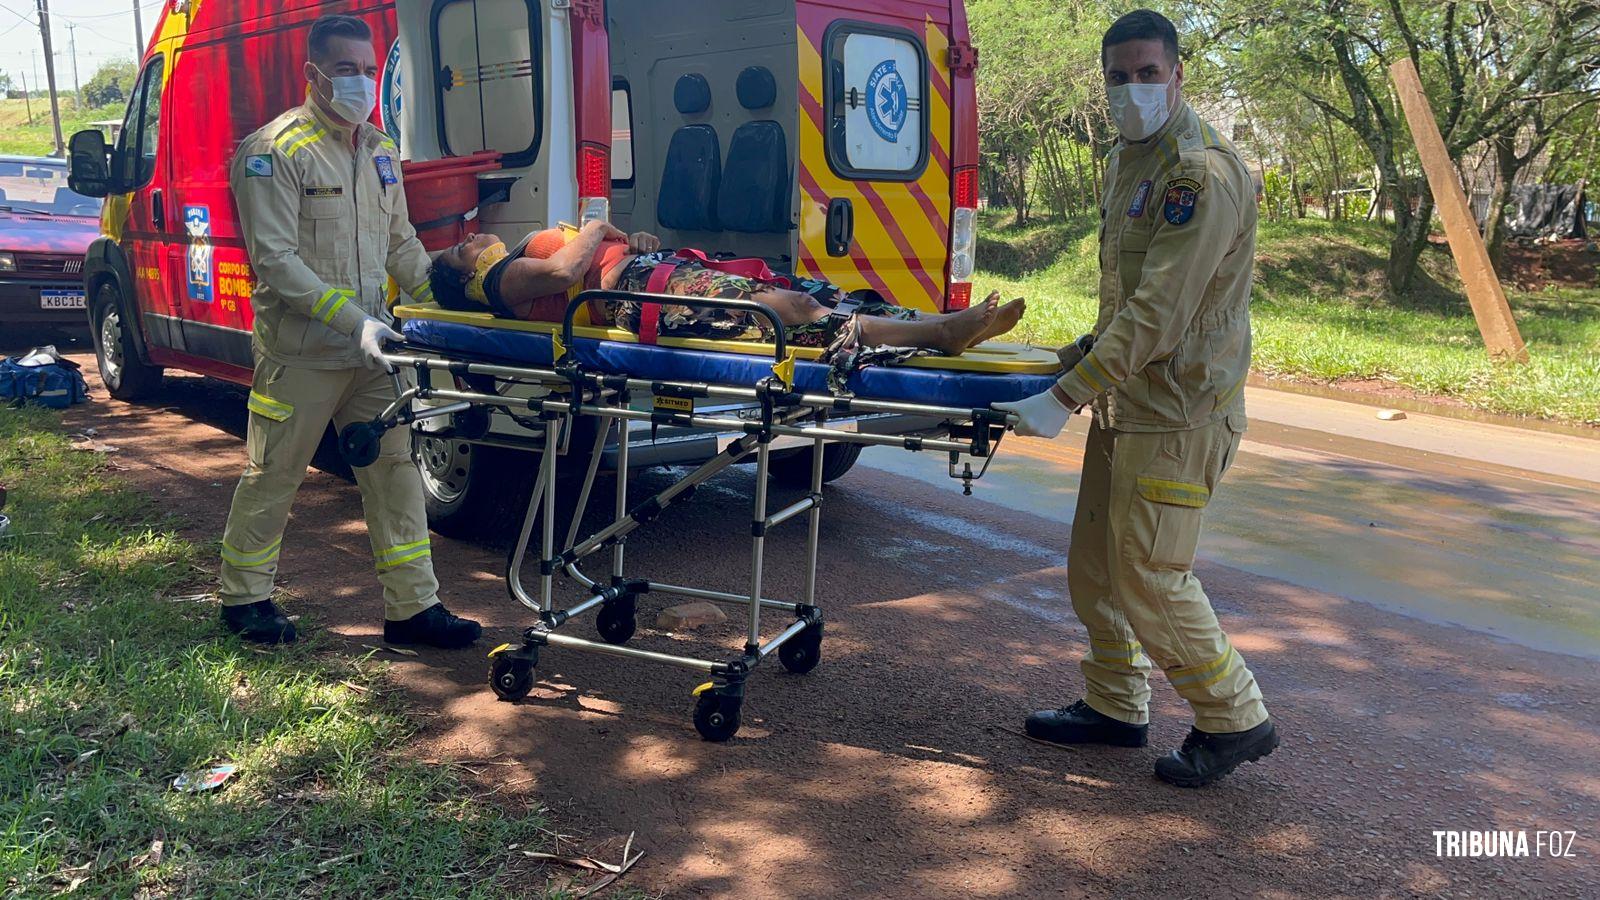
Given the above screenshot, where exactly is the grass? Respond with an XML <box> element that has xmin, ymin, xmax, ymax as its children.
<box><xmin>0</xmin><ymin>98</ymin><xmax>125</xmax><ymax>157</ymax></box>
<box><xmin>974</xmin><ymin>212</ymin><xmax>1600</xmax><ymax>425</ymax></box>
<box><xmin>0</xmin><ymin>407</ymin><xmax>566</xmax><ymax>897</ymax></box>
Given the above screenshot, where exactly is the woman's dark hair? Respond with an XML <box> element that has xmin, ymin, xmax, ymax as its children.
<box><xmin>308</xmin><ymin>15</ymin><xmax>373</xmax><ymax>63</ymax></box>
<box><xmin>428</xmin><ymin>257</ymin><xmax>473</xmax><ymax>310</ymax></box>
<box><xmin>1101</xmin><ymin>9</ymin><xmax>1180</xmax><ymax>67</ymax></box>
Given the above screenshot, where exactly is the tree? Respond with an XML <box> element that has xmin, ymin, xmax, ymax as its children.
<box><xmin>83</xmin><ymin>59</ymin><xmax>138</xmax><ymax>109</ymax></box>
<box><xmin>0</xmin><ymin>71</ymin><xmax>13</xmax><ymax>95</ymax></box>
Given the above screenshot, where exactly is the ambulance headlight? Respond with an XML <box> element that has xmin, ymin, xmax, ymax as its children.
<box><xmin>949</xmin><ymin>207</ymin><xmax>976</xmax><ymax>281</ymax></box>
<box><xmin>0</xmin><ymin>253</ymin><xmax>15</xmax><ymax>272</ymax></box>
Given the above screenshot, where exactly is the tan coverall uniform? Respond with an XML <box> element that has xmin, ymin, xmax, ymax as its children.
<box><xmin>1054</xmin><ymin>102</ymin><xmax>1267</xmax><ymax>734</ymax></box>
<box><xmin>218</xmin><ymin>99</ymin><xmax>440</xmax><ymax>620</ymax></box>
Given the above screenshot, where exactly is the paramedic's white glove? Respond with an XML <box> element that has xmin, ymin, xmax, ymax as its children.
<box><xmin>357</xmin><ymin>316</ymin><xmax>402</xmax><ymax>371</ymax></box>
<box><xmin>995</xmin><ymin>386</ymin><xmax>1076</xmax><ymax>439</ymax></box>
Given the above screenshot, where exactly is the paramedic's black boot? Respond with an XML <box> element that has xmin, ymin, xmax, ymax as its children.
<box><xmin>221</xmin><ymin>599</ymin><xmax>297</xmax><ymax>645</ymax></box>
<box><xmin>1024</xmin><ymin>699</ymin><xmax>1148</xmax><ymax>748</ymax></box>
<box><xmin>1154</xmin><ymin>719</ymin><xmax>1279</xmax><ymax>788</ymax></box>
<box><xmin>384</xmin><ymin>602</ymin><xmax>482</xmax><ymax>649</ymax></box>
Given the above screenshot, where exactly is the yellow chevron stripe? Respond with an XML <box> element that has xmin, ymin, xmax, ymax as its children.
<box><xmin>273</xmin><ymin>121</ymin><xmax>315</xmax><ymax>153</ymax></box>
<box><xmin>283</xmin><ymin>127</ymin><xmax>326</xmax><ymax>157</ymax></box>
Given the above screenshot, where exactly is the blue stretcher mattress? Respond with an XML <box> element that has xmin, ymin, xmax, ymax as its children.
<box><xmin>401</xmin><ymin>318</ymin><xmax>1059</xmax><ymax>408</ymax></box>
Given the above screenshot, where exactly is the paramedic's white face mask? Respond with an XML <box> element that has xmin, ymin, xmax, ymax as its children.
<box><xmin>1106</xmin><ymin>69</ymin><xmax>1176</xmax><ymax>141</ymax></box>
<box><xmin>314</xmin><ymin>64</ymin><xmax>378</xmax><ymax>124</ymax></box>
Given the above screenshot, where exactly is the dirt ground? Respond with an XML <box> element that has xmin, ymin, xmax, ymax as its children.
<box><xmin>25</xmin><ymin>347</ymin><xmax>1600</xmax><ymax>899</ymax></box>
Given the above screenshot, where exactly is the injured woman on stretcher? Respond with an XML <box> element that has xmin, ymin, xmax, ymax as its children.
<box><xmin>425</xmin><ymin>220</ymin><xmax>1026</xmax><ymax>381</ymax></box>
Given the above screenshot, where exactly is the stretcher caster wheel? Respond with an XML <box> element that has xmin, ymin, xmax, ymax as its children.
<box><xmin>778</xmin><ymin>621</ymin><xmax>824</xmax><ymax>675</ymax></box>
<box><xmin>595</xmin><ymin>601</ymin><xmax>637</xmax><ymax>645</ymax></box>
<box><xmin>489</xmin><ymin>653</ymin><xmax>535</xmax><ymax>702</ymax></box>
<box><xmin>693</xmin><ymin>692</ymin><xmax>742</xmax><ymax>742</ymax></box>
<box><xmin>339</xmin><ymin>422</ymin><xmax>383</xmax><ymax>469</ymax></box>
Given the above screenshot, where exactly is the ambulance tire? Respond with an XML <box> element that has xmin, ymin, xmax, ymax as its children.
<box><xmin>415</xmin><ymin>438</ymin><xmax>534</xmax><ymax>540</ymax></box>
<box><xmin>769</xmin><ymin>443</ymin><xmax>862</xmax><ymax>488</ymax></box>
<box><xmin>92</xmin><ymin>282</ymin><xmax>163</xmax><ymax>402</ymax></box>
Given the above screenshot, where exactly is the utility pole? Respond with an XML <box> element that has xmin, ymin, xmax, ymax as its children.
<box><xmin>36</xmin><ymin>0</ymin><xmax>64</xmax><ymax>157</ymax></box>
<box><xmin>132</xmin><ymin>0</ymin><xmax>145</xmax><ymax>54</ymax></box>
<box><xmin>20</xmin><ymin>68</ymin><xmax>33</xmax><ymax>125</ymax></box>
<box><xmin>66</xmin><ymin>22</ymin><xmax>80</xmax><ymax>110</ymax></box>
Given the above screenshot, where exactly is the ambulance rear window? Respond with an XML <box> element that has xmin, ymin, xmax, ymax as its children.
<box><xmin>824</xmin><ymin>23</ymin><xmax>928</xmax><ymax>181</ymax></box>
<box><xmin>432</xmin><ymin>0</ymin><xmax>542</xmax><ymax>167</ymax></box>
<box><xmin>611</xmin><ymin>82</ymin><xmax>634</xmax><ymax>187</ymax></box>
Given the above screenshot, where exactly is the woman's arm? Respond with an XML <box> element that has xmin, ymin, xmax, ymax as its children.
<box><xmin>502</xmin><ymin>220</ymin><xmax>627</xmax><ymax>299</ymax></box>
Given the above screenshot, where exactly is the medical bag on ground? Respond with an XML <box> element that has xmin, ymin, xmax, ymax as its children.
<box><xmin>0</xmin><ymin>346</ymin><xmax>90</xmax><ymax>409</ymax></box>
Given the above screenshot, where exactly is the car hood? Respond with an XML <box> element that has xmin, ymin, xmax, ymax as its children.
<box><xmin>0</xmin><ymin>212</ymin><xmax>100</xmax><ymax>255</ymax></box>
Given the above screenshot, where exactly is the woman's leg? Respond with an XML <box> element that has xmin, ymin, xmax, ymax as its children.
<box><xmin>854</xmin><ymin>296</ymin><xmax>998</xmax><ymax>355</ymax></box>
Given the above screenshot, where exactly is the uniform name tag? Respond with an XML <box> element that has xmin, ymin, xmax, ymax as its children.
<box><xmin>304</xmin><ymin>186</ymin><xmax>343</xmax><ymax>198</ymax></box>
<box><xmin>374</xmin><ymin>155</ymin><xmax>397</xmax><ymax>186</ymax></box>
<box><xmin>1128</xmin><ymin>180</ymin><xmax>1153</xmax><ymax>218</ymax></box>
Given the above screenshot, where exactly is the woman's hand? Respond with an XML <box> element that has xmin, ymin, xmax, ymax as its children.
<box><xmin>627</xmin><ymin>231</ymin><xmax>662</xmax><ymax>254</ymax></box>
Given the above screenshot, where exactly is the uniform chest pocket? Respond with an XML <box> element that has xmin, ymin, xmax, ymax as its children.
<box><xmin>1116</xmin><ymin>223</ymin><xmax>1154</xmax><ymax>297</ymax></box>
<box><xmin>299</xmin><ymin>196</ymin><xmax>347</xmax><ymax>260</ymax></box>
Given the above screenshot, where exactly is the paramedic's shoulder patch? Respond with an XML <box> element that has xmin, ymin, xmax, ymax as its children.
<box><xmin>1162</xmin><ymin>176</ymin><xmax>1201</xmax><ymax>226</ymax></box>
<box><xmin>244</xmin><ymin>154</ymin><xmax>273</xmax><ymax>178</ymax></box>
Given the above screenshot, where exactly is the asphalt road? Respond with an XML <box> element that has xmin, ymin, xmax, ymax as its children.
<box><xmin>11</xmin><ymin>330</ymin><xmax>1599</xmax><ymax>898</ymax></box>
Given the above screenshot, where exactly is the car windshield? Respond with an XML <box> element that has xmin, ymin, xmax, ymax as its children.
<box><xmin>0</xmin><ymin>160</ymin><xmax>102</xmax><ymax>217</ymax></box>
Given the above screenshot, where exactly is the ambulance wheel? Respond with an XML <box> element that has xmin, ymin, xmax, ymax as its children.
<box><xmin>489</xmin><ymin>655</ymin><xmax>535</xmax><ymax>702</ymax></box>
<box><xmin>693</xmin><ymin>692</ymin><xmax>743</xmax><ymax>742</ymax></box>
<box><xmin>338</xmin><ymin>422</ymin><xmax>383</xmax><ymax>468</ymax></box>
<box><xmin>778</xmin><ymin>621</ymin><xmax>824</xmax><ymax>674</ymax></box>
<box><xmin>415</xmin><ymin>439</ymin><xmax>533</xmax><ymax>540</ymax></box>
<box><xmin>770</xmin><ymin>443</ymin><xmax>862</xmax><ymax>487</ymax></box>
<box><xmin>595</xmin><ymin>599</ymin><xmax>637</xmax><ymax>645</ymax></box>
<box><xmin>92</xmin><ymin>282</ymin><xmax>162</xmax><ymax>402</ymax></box>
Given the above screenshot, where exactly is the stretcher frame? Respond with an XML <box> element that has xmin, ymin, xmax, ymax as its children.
<box><xmin>343</xmin><ymin>290</ymin><xmax>1014</xmax><ymax>740</ymax></box>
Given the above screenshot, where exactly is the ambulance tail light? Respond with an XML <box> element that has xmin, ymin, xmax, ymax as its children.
<box><xmin>947</xmin><ymin>166</ymin><xmax>979</xmax><ymax>309</ymax></box>
<box><xmin>578</xmin><ymin>142</ymin><xmax>611</xmax><ymax>223</ymax></box>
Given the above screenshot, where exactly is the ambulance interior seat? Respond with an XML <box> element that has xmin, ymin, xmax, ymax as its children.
<box><xmin>656</xmin><ymin>73</ymin><xmax>721</xmax><ymax>231</ymax></box>
<box><xmin>717</xmin><ymin>66</ymin><xmax>788</xmax><ymax>234</ymax></box>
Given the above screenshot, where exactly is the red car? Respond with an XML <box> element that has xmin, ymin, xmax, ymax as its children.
<box><xmin>0</xmin><ymin>155</ymin><xmax>103</xmax><ymax>329</ymax></box>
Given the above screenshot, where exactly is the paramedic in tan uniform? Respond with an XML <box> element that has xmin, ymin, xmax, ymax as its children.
<box><xmin>996</xmin><ymin>9</ymin><xmax>1276</xmax><ymax>786</ymax></box>
<box><xmin>216</xmin><ymin>14</ymin><xmax>481</xmax><ymax>649</ymax></box>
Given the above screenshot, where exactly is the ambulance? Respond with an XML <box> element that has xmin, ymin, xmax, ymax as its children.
<box><xmin>67</xmin><ymin>0</ymin><xmax>984</xmax><ymax>533</ymax></box>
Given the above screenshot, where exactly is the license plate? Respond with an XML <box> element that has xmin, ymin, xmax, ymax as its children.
<box><xmin>40</xmin><ymin>289</ymin><xmax>85</xmax><ymax>310</ymax></box>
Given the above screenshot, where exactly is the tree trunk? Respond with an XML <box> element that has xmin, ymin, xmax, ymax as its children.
<box><xmin>1386</xmin><ymin>191</ymin><xmax>1434</xmax><ymax>295</ymax></box>
<box><xmin>1483</xmin><ymin>134</ymin><xmax>1519</xmax><ymax>272</ymax></box>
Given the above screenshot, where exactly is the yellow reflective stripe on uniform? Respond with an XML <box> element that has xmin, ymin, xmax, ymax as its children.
<box><xmin>1089</xmin><ymin>638</ymin><xmax>1144</xmax><ymax>663</ymax></box>
<box><xmin>1168</xmin><ymin>645</ymin><xmax>1238</xmax><ymax>689</ymax></box>
<box><xmin>247</xmin><ymin>391</ymin><xmax>294</xmax><ymax>422</ymax></box>
<box><xmin>273</xmin><ymin>121</ymin><xmax>315</xmax><ymax>153</ymax></box>
<box><xmin>222</xmin><ymin>536</ymin><xmax>283</xmax><ymax>568</ymax></box>
<box><xmin>313</xmin><ymin>288</ymin><xmax>353</xmax><ymax>325</ymax></box>
<box><xmin>375</xmin><ymin>538</ymin><xmax>431</xmax><ymax>570</ymax></box>
<box><xmin>1136</xmin><ymin>476</ymin><xmax>1211</xmax><ymax>508</ymax></box>
<box><xmin>1084</xmin><ymin>353</ymin><xmax>1116</xmax><ymax>390</ymax></box>
<box><xmin>1217</xmin><ymin>375</ymin><xmax>1246</xmax><ymax>408</ymax></box>
<box><xmin>283</xmin><ymin>127</ymin><xmax>327</xmax><ymax>157</ymax></box>
<box><xmin>410</xmin><ymin>282</ymin><xmax>434</xmax><ymax>304</ymax></box>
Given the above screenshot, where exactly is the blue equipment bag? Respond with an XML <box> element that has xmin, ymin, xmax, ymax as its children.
<box><xmin>0</xmin><ymin>346</ymin><xmax>90</xmax><ymax>409</ymax></box>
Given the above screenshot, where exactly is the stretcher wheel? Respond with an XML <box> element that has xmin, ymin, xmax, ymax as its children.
<box><xmin>338</xmin><ymin>422</ymin><xmax>383</xmax><ymax>469</ymax></box>
<box><xmin>489</xmin><ymin>655</ymin><xmax>535</xmax><ymax>701</ymax></box>
<box><xmin>693</xmin><ymin>692</ymin><xmax>743</xmax><ymax>742</ymax></box>
<box><xmin>778</xmin><ymin>621</ymin><xmax>824</xmax><ymax>675</ymax></box>
<box><xmin>595</xmin><ymin>601</ymin><xmax>637</xmax><ymax>645</ymax></box>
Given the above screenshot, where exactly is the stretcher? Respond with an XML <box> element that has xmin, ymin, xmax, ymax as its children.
<box><xmin>340</xmin><ymin>291</ymin><xmax>1057</xmax><ymax>740</ymax></box>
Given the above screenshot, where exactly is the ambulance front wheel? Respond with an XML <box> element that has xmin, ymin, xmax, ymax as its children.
<box><xmin>489</xmin><ymin>655</ymin><xmax>535</xmax><ymax>702</ymax></box>
<box><xmin>92</xmin><ymin>282</ymin><xmax>163</xmax><ymax>402</ymax></box>
<box><xmin>693</xmin><ymin>692</ymin><xmax>743</xmax><ymax>742</ymax></box>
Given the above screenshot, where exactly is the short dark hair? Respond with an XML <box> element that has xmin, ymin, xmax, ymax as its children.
<box><xmin>308</xmin><ymin>15</ymin><xmax>372</xmax><ymax>63</ymax></box>
<box><xmin>1101</xmin><ymin>9</ymin><xmax>1180</xmax><ymax>68</ymax></box>
<box><xmin>429</xmin><ymin>258</ymin><xmax>473</xmax><ymax>311</ymax></box>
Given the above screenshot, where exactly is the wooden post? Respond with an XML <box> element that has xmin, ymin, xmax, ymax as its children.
<box><xmin>1389</xmin><ymin>58</ymin><xmax>1528</xmax><ymax>363</ymax></box>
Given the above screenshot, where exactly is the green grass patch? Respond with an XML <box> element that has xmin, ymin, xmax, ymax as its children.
<box><xmin>0</xmin><ymin>99</ymin><xmax>126</xmax><ymax>157</ymax></box>
<box><xmin>975</xmin><ymin>212</ymin><xmax>1600</xmax><ymax>425</ymax></box>
<box><xmin>0</xmin><ymin>408</ymin><xmax>558</xmax><ymax>897</ymax></box>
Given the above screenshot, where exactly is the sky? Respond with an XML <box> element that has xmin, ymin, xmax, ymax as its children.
<box><xmin>0</xmin><ymin>1</ymin><xmax>158</xmax><ymax>96</ymax></box>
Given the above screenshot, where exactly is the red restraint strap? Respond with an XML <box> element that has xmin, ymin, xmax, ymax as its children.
<box><xmin>638</xmin><ymin>262</ymin><xmax>678</xmax><ymax>345</ymax></box>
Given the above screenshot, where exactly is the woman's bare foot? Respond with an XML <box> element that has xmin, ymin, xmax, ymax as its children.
<box><xmin>928</xmin><ymin>297</ymin><xmax>998</xmax><ymax>355</ymax></box>
<box><xmin>968</xmin><ymin>297</ymin><xmax>1026</xmax><ymax>348</ymax></box>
